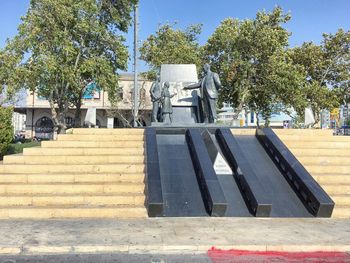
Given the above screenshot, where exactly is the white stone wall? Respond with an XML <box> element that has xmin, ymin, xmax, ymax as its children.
<box><xmin>12</xmin><ymin>112</ymin><xmax>26</xmax><ymax>134</ymax></box>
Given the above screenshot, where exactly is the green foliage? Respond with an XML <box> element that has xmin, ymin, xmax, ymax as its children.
<box><xmin>204</xmin><ymin>7</ymin><xmax>305</xmax><ymax>125</ymax></box>
<box><xmin>5</xmin><ymin>141</ymin><xmax>41</xmax><ymax>155</ymax></box>
<box><xmin>140</xmin><ymin>23</ymin><xmax>203</xmax><ymax>79</ymax></box>
<box><xmin>289</xmin><ymin>29</ymin><xmax>350</xmax><ymax>125</ymax></box>
<box><xmin>0</xmin><ymin>107</ymin><xmax>13</xmax><ymax>156</ymax></box>
<box><xmin>0</xmin><ymin>0</ymin><xmax>137</xmax><ymax>132</ymax></box>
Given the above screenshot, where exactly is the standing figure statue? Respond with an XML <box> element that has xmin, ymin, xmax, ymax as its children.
<box><xmin>150</xmin><ymin>76</ymin><xmax>162</xmax><ymax>122</ymax></box>
<box><xmin>184</xmin><ymin>63</ymin><xmax>222</xmax><ymax>123</ymax></box>
<box><xmin>161</xmin><ymin>82</ymin><xmax>177</xmax><ymax>124</ymax></box>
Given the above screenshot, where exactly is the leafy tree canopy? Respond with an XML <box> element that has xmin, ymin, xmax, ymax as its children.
<box><xmin>289</xmin><ymin>29</ymin><xmax>350</xmax><ymax>125</ymax></box>
<box><xmin>0</xmin><ymin>0</ymin><xmax>137</xmax><ymax>132</ymax></box>
<box><xmin>204</xmin><ymin>7</ymin><xmax>307</xmax><ymax>125</ymax></box>
<box><xmin>140</xmin><ymin>23</ymin><xmax>203</xmax><ymax>79</ymax></box>
<box><xmin>0</xmin><ymin>107</ymin><xmax>13</xmax><ymax>157</ymax></box>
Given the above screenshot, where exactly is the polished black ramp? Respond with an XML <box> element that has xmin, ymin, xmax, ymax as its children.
<box><xmin>156</xmin><ymin>133</ymin><xmax>207</xmax><ymax>216</ymax></box>
<box><xmin>233</xmin><ymin>134</ymin><xmax>312</xmax><ymax>217</ymax></box>
<box><xmin>218</xmin><ymin>175</ymin><xmax>253</xmax><ymax>217</ymax></box>
<box><xmin>203</xmin><ymin>131</ymin><xmax>252</xmax><ymax>217</ymax></box>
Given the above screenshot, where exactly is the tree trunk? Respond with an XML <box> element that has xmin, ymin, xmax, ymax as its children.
<box><xmin>229</xmin><ymin>102</ymin><xmax>244</xmax><ymax>126</ymax></box>
<box><xmin>74</xmin><ymin>99</ymin><xmax>82</xmax><ymax>128</ymax></box>
<box><xmin>312</xmin><ymin>113</ymin><xmax>320</xmax><ymax>128</ymax></box>
<box><xmin>264</xmin><ymin>117</ymin><xmax>270</xmax><ymax>128</ymax></box>
<box><xmin>48</xmin><ymin>90</ymin><xmax>67</xmax><ymax>135</ymax></box>
<box><xmin>311</xmin><ymin>107</ymin><xmax>320</xmax><ymax>128</ymax></box>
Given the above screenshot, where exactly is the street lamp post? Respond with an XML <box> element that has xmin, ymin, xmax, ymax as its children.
<box><xmin>133</xmin><ymin>4</ymin><xmax>139</xmax><ymax>127</ymax></box>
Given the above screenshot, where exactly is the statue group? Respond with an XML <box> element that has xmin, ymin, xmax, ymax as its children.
<box><xmin>151</xmin><ymin>63</ymin><xmax>222</xmax><ymax>124</ymax></box>
<box><xmin>150</xmin><ymin>80</ymin><xmax>177</xmax><ymax>123</ymax></box>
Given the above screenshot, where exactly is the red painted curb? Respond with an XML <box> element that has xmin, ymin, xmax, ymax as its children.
<box><xmin>207</xmin><ymin>247</ymin><xmax>350</xmax><ymax>262</ymax></box>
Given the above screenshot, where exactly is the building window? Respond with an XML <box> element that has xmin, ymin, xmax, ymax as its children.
<box><xmin>250</xmin><ymin>112</ymin><xmax>254</xmax><ymax>124</ymax></box>
<box><xmin>65</xmin><ymin>117</ymin><xmax>75</xmax><ymax>128</ymax></box>
<box><xmin>83</xmin><ymin>82</ymin><xmax>101</xmax><ymax>99</ymax></box>
<box><xmin>114</xmin><ymin>118</ymin><xmax>123</xmax><ymax>128</ymax></box>
<box><xmin>118</xmin><ymin>88</ymin><xmax>124</xmax><ymax>100</ymax></box>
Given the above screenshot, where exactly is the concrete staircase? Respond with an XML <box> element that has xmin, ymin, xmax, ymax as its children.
<box><xmin>0</xmin><ymin>128</ymin><xmax>147</xmax><ymax>219</ymax></box>
<box><xmin>275</xmin><ymin>129</ymin><xmax>350</xmax><ymax>218</ymax></box>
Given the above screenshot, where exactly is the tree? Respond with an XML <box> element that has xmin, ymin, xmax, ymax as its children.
<box><xmin>204</xmin><ymin>7</ymin><xmax>305</xmax><ymax>126</ymax></box>
<box><xmin>140</xmin><ymin>23</ymin><xmax>203</xmax><ymax>80</ymax></box>
<box><xmin>289</xmin><ymin>29</ymin><xmax>350</xmax><ymax>126</ymax></box>
<box><xmin>0</xmin><ymin>107</ymin><xmax>13</xmax><ymax>157</ymax></box>
<box><xmin>0</xmin><ymin>0</ymin><xmax>137</xmax><ymax>133</ymax></box>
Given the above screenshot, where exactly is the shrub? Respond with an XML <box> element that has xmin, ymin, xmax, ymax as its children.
<box><xmin>0</xmin><ymin>107</ymin><xmax>13</xmax><ymax>157</ymax></box>
<box><xmin>345</xmin><ymin>118</ymin><xmax>350</xmax><ymax>126</ymax></box>
<box><xmin>6</xmin><ymin>141</ymin><xmax>41</xmax><ymax>155</ymax></box>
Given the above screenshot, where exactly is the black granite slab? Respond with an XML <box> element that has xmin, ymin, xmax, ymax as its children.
<box><xmin>145</xmin><ymin>128</ymin><xmax>164</xmax><ymax>217</ymax></box>
<box><xmin>233</xmin><ymin>132</ymin><xmax>312</xmax><ymax>217</ymax></box>
<box><xmin>201</xmin><ymin>131</ymin><xmax>252</xmax><ymax>217</ymax></box>
<box><xmin>256</xmin><ymin>128</ymin><xmax>334</xmax><ymax>217</ymax></box>
<box><xmin>216</xmin><ymin>128</ymin><xmax>272</xmax><ymax>217</ymax></box>
<box><xmin>186</xmin><ymin>129</ymin><xmax>227</xmax><ymax>216</ymax></box>
<box><xmin>157</xmin><ymin>133</ymin><xmax>208</xmax><ymax>217</ymax></box>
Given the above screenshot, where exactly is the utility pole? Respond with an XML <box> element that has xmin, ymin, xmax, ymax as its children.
<box><xmin>133</xmin><ymin>3</ymin><xmax>139</xmax><ymax>127</ymax></box>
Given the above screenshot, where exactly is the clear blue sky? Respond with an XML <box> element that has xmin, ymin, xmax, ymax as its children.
<box><xmin>1</xmin><ymin>0</ymin><xmax>350</xmax><ymax>72</ymax></box>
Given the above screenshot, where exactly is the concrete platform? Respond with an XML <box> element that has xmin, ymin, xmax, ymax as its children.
<box><xmin>0</xmin><ymin>218</ymin><xmax>349</xmax><ymax>255</ymax></box>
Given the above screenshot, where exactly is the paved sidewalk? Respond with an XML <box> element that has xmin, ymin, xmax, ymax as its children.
<box><xmin>0</xmin><ymin>218</ymin><xmax>349</xmax><ymax>255</ymax></box>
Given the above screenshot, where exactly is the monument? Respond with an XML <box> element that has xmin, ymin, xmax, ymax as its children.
<box><xmin>152</xmin><ymin>63</ymin><xmax>222</xmax><ymax>125</ymax></box>
<box><xmin>159</xmin><ymin>64</ymin><xmax>200</xmax><ymax>124</ymax></box>
<box><xmin>146</xmin><ymin>63</ymin><xmax>335</xmax><ymax>219</ymax></box>
<box><xmin>184</xmin><ymin>63</ymin><xmax>222</xmax><ymax>123</ymax></box>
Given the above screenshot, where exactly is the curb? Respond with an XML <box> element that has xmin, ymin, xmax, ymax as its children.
<box><xmin>1</xmin><ymin>244</ymin><xmax>350</xmax><ymax>255</ymax></box>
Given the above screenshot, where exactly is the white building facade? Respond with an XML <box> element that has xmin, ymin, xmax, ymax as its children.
<box><xmin>15</xmin><ymin>74</ymin><xmax>153</xmax><ymax>139</ymax></box>
<box><xmin>218</xmin><ymin>103</ymin><xmax>293</xmax><ymax>127</ymax></box>
<box><xmin>12</xmin><ymin>111</ymin><xmax>26</xmax><ymax>135</ymax></box>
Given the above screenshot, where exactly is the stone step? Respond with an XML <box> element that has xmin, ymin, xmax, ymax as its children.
<box><xmin>57</xmin><ymin>134</ymin><xmax>144</xmax><ymax>141</ymax></box>
<box><xmin>41</xmin><ymin>141</ymin><xmax>144</xmax><ymax>148</ymax></box>
<box><xmin>3</xmin><ymin>155</ymin><xmax>145</xmax><ymax>165</ymax></box>
<box><xmin>0</xmin><ymin>194</ymin><xmax>145</xmax><ymax>206</ymax></box>
<box><xmin>273</xmin><ymin>129</ymin><xmax>334</xmax><ymax>135</ymax></box>
<box><xmin>332</xmin><ymin>206</ymin><xmax>350</xmax><ymax>218</ymax></box>
<box><xmin>0</xmin><ymin>173</ymin><xmax>145</xmax><ymax>184</ymax></box>
<box><xmin>0</xmin><ymin>183</ymin><xmax>145</xmax><ymax>195</ymax></box>
<box><xmin>278</xmin><ymin>135</ymin><xmax>350</xmax><ymax>142</ymax></box>
<box><xmin>71</xmin><ymin>128</ymin><xmax>145</xmax><ymax>135</ymax></box>
<box><xmin>321</xmin><ymin>184</ymin><xmax>350</xmax><ymax>195</ymax></box>
<box><xmin>23</xmin><ymin>147</ymin><xmax>145</xmax><ymax>156</ymax></box>
<box><xmin>313</xmin><ymin>174</ymin><xmax>350</xmax><ymax>184</ymax></box>
<box><xmin>0</xmin><ymin>164</ymin><xmax>145</xmax><ymax>174</ymax></box>
<box><xmin>288</xmin><ymin>148</ymin><xmax>350</xmax><ymax>157</ymax></box>
<box><xmin>331</xmin><ymin>195</ymin><xmax>350</xmax><ymax>206</ymax></box>
<box><xmin>0</xmin><ymin>206</ymin><xmax>147</xmax><ymax>219</ymax></box>
<box><xmin>230</xmin><ymin>129</ymin><xmax>256</xmax><ymax>135</ymax></box>
<box><xmin>297</xmin><ymin>156</ymin><xmax>350</xmax><ymax>166</ymax></box>
<box><xmin>282</xmin><ymin>141</ymin><xmax>350</xmax><ymax>149</ymax></box>
<box><xmin>304</xmin><ymin>165</ymin><xmax>350</xmax><ymax>174</ymax></box>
